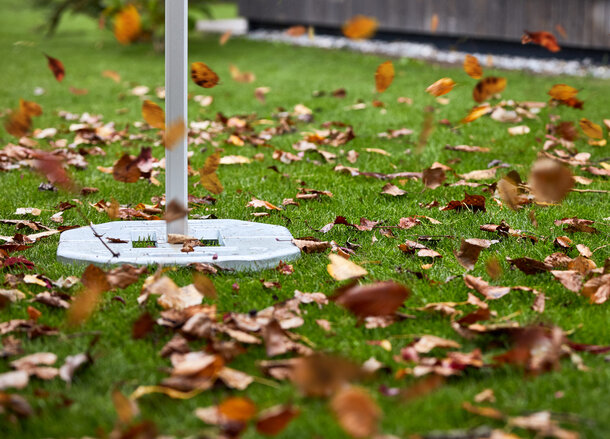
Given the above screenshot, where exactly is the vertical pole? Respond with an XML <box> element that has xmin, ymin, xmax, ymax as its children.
<box><xmin>165</xmin><ymin>0</ymin><xmax>188</xmax><ymax>236</ymax></box>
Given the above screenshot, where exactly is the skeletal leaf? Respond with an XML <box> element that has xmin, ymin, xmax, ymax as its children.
<box><xmin>191</xmin><ymin>62</ymin><xmax>220</xmax><ymax>88</ymax></box>
<box><xmin>375</xmin><ymin>61</ymin><xmax>394</xmax><ymax>93</ymax></box>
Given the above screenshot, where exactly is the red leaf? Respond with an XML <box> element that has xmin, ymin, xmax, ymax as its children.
<box><xmin>44</xmin><ymin>53</ymin><xmax>65</xmax><ymax>82</ymax></box>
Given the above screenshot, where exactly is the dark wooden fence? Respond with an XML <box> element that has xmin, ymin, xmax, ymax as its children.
<box><xmin>238</xmin><ymin>0</ymin><xmax>610</xmax><ymax>50</ymax></box>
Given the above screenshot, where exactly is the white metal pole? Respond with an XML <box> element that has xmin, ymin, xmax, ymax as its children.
<box><xmin>165</xmin><ymin>0</ymin><xmax>188</xmax><ymax>236</ymax></box>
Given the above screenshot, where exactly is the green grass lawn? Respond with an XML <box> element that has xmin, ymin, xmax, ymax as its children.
<box><xmin>1</xmin><ymin>0</ymin><xmax>610</xmax><ymax>437</ymax></box>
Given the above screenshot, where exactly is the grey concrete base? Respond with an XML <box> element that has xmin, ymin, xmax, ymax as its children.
<box><xmin>57</xmin><ymin>220</ymin><xmax>299</xmax><ymax>270</ymax></box>
<box><xmin>195</xmin><ymin>18</ymin><xmax>248</xmax><ymax>35</ymax></box>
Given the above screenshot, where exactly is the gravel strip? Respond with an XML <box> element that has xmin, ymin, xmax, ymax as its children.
<box><xmin>247</xmin><ymin>30</ymin><xmax>610</xmax><ymax>79</ymax></box>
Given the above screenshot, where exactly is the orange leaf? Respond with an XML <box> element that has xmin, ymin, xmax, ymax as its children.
<box><xmin>548</xmin><ymin>84</ymin><xmax>578</xmax><ymax>101</ymax></box>
<box><xmin>191</xmin><ymin>62</ymin><xmax>220</xmax><ymax>88</ymax></box>
<box><xmin>472</xmin><ymin>77</ymin><xmax>506</xmax><ymax>102</ymax></box>
<box><xmin>44</xmin><ymin>53</ymin><xmax>65</xmax><ymax>82</ymax></box>
<box><xmin>463</xmin><ymin>55</ymin><xmax>483</xmax><ymax>79</ymax></box>
<box><xmin>164</xmin><ymin>117</ymin><xmax>186</xmax><ymax>150</ymax></box>
<box><xmin>331</xmin><ymin>386</ymin><xmax>381</xmax><ymax>438</ymax></box>
<box><xmin>430</xmin><ymin>13</ymin><xmax>439</xmax><ymax>32</ymax></box>
<box><xmin>20</xmin><ymin>99</ymin><xmax>42</xmax><ymax>117</ymax></box>
<box><xmin>219</xmin><ymin>30</ymin><xmax>232</xmax><ymax>45</ymax></box>
<box><xmin>342</xmin><ymin>15</ymin><xmax>378</xmax><ymax>40</ymax></box>
<box><xmin>113</xmin><ymin>5</ymin><xmax>141</xmax><ymax>45</ymax></box>
<box><xmin>521</xmin><ymin>31</ymin><xmax>560</xmax><ymax>52</ymax></box>
<box><xmin>217</xmin><ymin>397</ymin><xmax>257</xmax><ymax>422</ymax></box>
<box><xmin>200</xmin><ymin>152</ymin><xmax>223</xmax><ymax>194</ymax></box>
<box><xmin>579</xmin><ymin>118</ymin><xmax>603</xmax><ymax>139</ymax></box>
<box><xmin>102</xmin><ymin>69</ymin><xmax>121</xmax><ymax>83</ymax></box>
<box><xmin>375</xmin><ymin>61</ymin><xmax>394</xmax><ymax>93</ymax></box>
<box><xmin>229</xmin><ymin>64</ymin><xmax>255</xmax><ymax>83</ymax></box>
<box><xmin>461</xmin><ymin>105</ymin><xmax>492</xmax><ymax>124</ymax></box>
<box><xmin>425</xmin><ymin>78</ymin><xmax>456</xmax><ymax>97</ymax></box>
<box><xmin>141</xmin><ymin>100</ymin><xmax>165</xmax><ymax>130</ymax></box>
<box><xmin>4</xmin><ymin>108</ymin><xmax>31</xmax><ymax>137</ymax></box>
<box><xmin>256</xmin><ymin>405</ymin><xmax>300</xmax><ymax>436</ymax></box>
<box><xmin>285</xmin><ymin>25</ymin><xmax>306</xmax><ymax>37</ymax></box>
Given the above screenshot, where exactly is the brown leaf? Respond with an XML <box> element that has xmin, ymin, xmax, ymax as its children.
<box><xmin>579</xmin><ymin>118</ymin><xmax>603</xmax><ymax>139</ymax></box>
<box><xmin>247</xmin><ymin>197</ymin><xmax>280</xmax><ymax>210</ymax></box>
<box><xmin>554</xmin><ymin>217</ymin><xmax>598</xmax><ymax>234</ymax></box>
<box><xmin>551</xmin><ymin>270</ymin><xmax>583</xmax><ymax>293</ymax></box>
<box><xmin>229</xmin><ymin>64</ymin><xmax>255</xmax><ymax>83</ymax></box>
<box><xmin>193</xmin><ymin>273</ymin><xmax>217</xmax><ymax>299</ymax></box>
<box><xmin>291</xmin><ymin>354</ymin><xmax>362</xmax><ymax>397</ymax></box>
<box><xmin>463</xmin><ymin>55</ymin><xmax>483</xmax><ymax>79</ymax></box>
<box><xmin>508</xmin><ymin>257</ymin><xmax>552</xmax><ymax>274</ymax></box>
<box><xmin>107</xmin><ymin>265</ymin><xmax>147</xmax><ymax>289</ymax></box>
<box><xmin>33</xmin><ymin>151</ymin><xmax>76</xmax><ymax>192</ymax></box>
<box><xmin>292</xmin><ymin>238</ymin><xmax>330</xmax><ymax>254</ymax></box>
<box><xmin>441</xmin><ymin>193</ymin><xmax>486</xmax><ymax>212</ymax></box>
<box><xmin>342</xmin><ymin>15</ymin><xmax>378</xmax><ymax>40</ymax></box>
<box><xmin>581</xmin><ymin>274</ymin><xmax>610</xmax><ymax>304</ymax></box>
<box><xmin>375</xmin><ymin>61</ymin><xmax>394</xmax><ymax>93</ymax></box>
<box><xmin>473</xmin><ymin>77</ymin><xmax>507</xmax><ymax>102</ymax></box>
<box><xmin>112</xmin><ymin>154</ymin><xmax>142</xmax><ymax>183</ymax></box>
<box><xmin>112</xmin><ymin>388</ymin><xmax>139</xmax><ymax>424</ymax></box>
<box><xmin>422</xmin><ymin>166</ymin><xmax>446</xmax><ymax>189</ymax></box>
<box><xmin>164</xmin><ymin>199</ymin><xmax>188</xmax><ymax>224</ymax></box>
<box><xmin>191</xmin><ymin>62</ymin><xmax>220</xmax><ymax>88</ymax></box>
<box><xmin>44</xmin><ymin>53</ymin><xmax>65</xmax><ymax>82</ymax></box>
<box><xmin>333</xmin><ymin>281</ymin><xmax>410</xmax><ymax>317</ymax></box>
<box><xmin>426</xmin><ymin>78</ymin><xmax>456</xmax><ymax>97</ymax></box>
<box><xmin>522</xmin><ymin>31</ymin><xmax>561</xmax><ymax>52</ymax></box>
<box><xmin>256</xmin><ymin>405</ymin><xmax>300</xmax><ymax>436</ymax></box>
<box><xmin>114</xmin><ymin>5</ymin><xmax>141</xmax><ymax>45</ymax></box>
<box><xmin>200</xmin><ymin>152</ymin><xmax>223</xmax><ymax>194</ymax></box>
<box><xmin>142</xmin><ymin>100</ymin><xmax>165</xmax><ymax>130</ymax></box>
<box><xmin>327</xmin><ymin>254</ymin><xmax>368</xmax><ymax>281</ymax></box>
<box><xmin>380</xmin><ymin>183</ymin><xmax>406</xmax><ymax>197</ymax></box>
<box><xmin>464</xmin><ymin>275</ymin><xmax>511</xmax><ymax>299</ymax></box>
<box><xmin>132</xmin><ymin>312</ymin><xmax>155</xmax><ymax>340</ymax></box>
<box><xmin>454</xmin><ymin>238</ymin><xmax>493</xmax><ymax>271</ymax></box>
<box><xmin>331</xmin><ymin>386</ymin><xmax>380</xmax><ymax>438</ymax></box>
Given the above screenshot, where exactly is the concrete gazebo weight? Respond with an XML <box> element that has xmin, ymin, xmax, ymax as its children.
<box><xmin>57</xmin><ymin>0</ymin><xmax>299</xmax><ymax>270</ymax></box>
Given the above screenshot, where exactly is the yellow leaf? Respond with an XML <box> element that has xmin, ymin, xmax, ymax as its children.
<box><xmin>463</xmin><ymin>55</ymin><xmax>483</xmax><ymax>79</ymax></box>
<box><xmin>327</xmin><ymin>254</ymin><xmax>368</xmax><ymax>281</ymax></box>
<box><xmin>164</xmin><ymin>117</ymin><xmax>186</xmax><ymax>150</ymax></box>
<box><xmin>579</xmin><ymin>118</ymin><xmax>603</xmax><ymax>139</ymax></box>
<box><xmin>142</xmin><ymin>100</ymin><xmax>165</xmax><ymax>130</ymax></box>
<box><xmin>425</xmin><ymin>78</ymin><xmax>456</xmax><ymax>97</ymax></box>
<box><xmin>548</xmin><ymin>84</ymin><xmax>578</xmax><ymax>101</ymax></box>
<box><xmin>200</xmin><ymin>152</ymin><xmax>223</xmax><ymax>194</ymax></box>
<box><xmin>191</xmin><ymin>62</ymin><xmax>220</xmax><ymax>88</ymax></box>
<box><xmin>472</xmin><ymin>77</ymin><xmax>507</xmax><ymax>102</ymax></box>
<box><xmin>461</xmin><ymin>105</ymin><xmax>492</xmax><ymax>124</ymax></box>
<box><xmin>114</xmin><ymin>5</ymin><xmax>141</xmax><ymax>45</ymax></box>
<box><xmin>375</xmin><ymin>61</ymin><xmax>394</xmax><ymax>93</ymax></box>
<box><xmin>342</xmin><ymin>15</ymin><xmax>378</xmax><ymax>40</ymax></box>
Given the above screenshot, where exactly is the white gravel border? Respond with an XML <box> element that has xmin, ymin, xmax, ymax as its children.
<box><xmin>247</xmin><ymin>30</ymin><xmax>610</xmax><ymax>79</ymax></box>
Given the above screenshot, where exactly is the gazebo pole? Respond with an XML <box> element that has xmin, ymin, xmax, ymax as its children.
<box><xmin>165</xmin><ymin>0</ymin><xmax>188</xmax><ymax>236</ymax></box>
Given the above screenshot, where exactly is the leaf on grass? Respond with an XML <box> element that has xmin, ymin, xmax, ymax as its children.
<box><xmin>473</xmin><ymin>77</ymin><xmax>506</xmax><ymax>102</ymax></box>
<box><xmin>246</xmin><ymin>197</ymin><xmax>280</xmax><ymax>210</ymax></box>
<box><xmin>375</xmin><ymin>61</ymin><xmax>394</xmax><ymax>93</ymax></box>
<box><xmin>464</xmin><ymin>275</ymin><xmax>511</xmax><ymax>299</ymax></box>
<box><xmin>333</xmin><ymin>281</ymin><xmax>410</xmax><ymax>317</ymax></box>
<box><xmin>342</xmin><ymin>15</ymin><xmax>378</xmax><ymax>40</ymax></box>
<box><xmin>256</xmin><ymin>405</ymin><xmax>300</xmax><ymax>436</ymax></box>
<box><xmin>327</xmin><ymin>254</ymin><xmax>367</xmax><ymax>281</ymax></box>
<box><xmin>142</xmin><ymin>100</ymin><xmax>165</xmax><ymax>130</ymax></box>
<box><xmin>112</xmin><ymin>388</ymin><xmax>139</xmax><ymax>424</ymax></box>
<box><xmin>422</xmin><ymin>166</ymin><xmax>446</xmax><ymax>189</ymax></box>
<box><xmin>579</xmin><ymin>118</ymin><xmax>603</xmax><ymax>139</ymax></box>
<box><xmin>112</xmin><ymin>154</ymin><xmax>141</xmax><ymax>183</ymax></box>
<box><xmin>551</xmin><ymin>270</ymin><xmax>583</xmax><ymax>293</ymax></box>
<box><xmin>380</xmin><ymin>183</ymin><xmax>406</xmax><ymax>197</ymax></box>
<box><xmin>114</xmin><ymin>5</ymin><xmax>141</xmax><ymax>45</ymax></box>
<box><xmin>229</xmin><ymin>64</ymin><xmax>255</xmax><ymax>83</ymax></box>
<box><xmin>200</xmin><ymin>152</ymin><xmax>223</xmax><ymax>194</ymax></box>
<box><xmin>331</xmin><ymin>386</ymin><xmax>380</xmax><ymax>438</ymax></box>
<box><xmin>441</xmin><ymin>193</ymin><xmax>486</xmax><ymax>212</ymax></box>
<box><xmin>461</xmin><ymin>104</ymin><xmax>492</xmax><ymax>124</ymax></box>
<box><xmin>521</xmin><ymin>31</ymin><xmax>560</xmax><ymax>52</ymax></box>
<box><xmin>463</xmin><ymin>55</ymin><xmax>483</xmax><ymax>79</ymax></box>
<box><xmin>426</xmin><ymin>78</ymin><xmax>456</xmax><ymax>97</ymax></box>
<box><xmin>507</xmin><ymin>257</ymin><xmax>552</xmax><ymax>274</ymax></box>
<box><xmin>44</xmin><ymin>53</ymin><xmax>64</xmax><ymax>82</ymax></box>
<box><xmin>292</xmin><ymin>238</ymin><xmax>331</xmax><ymax>254</ymax></box>
<box><xmin>191</xmin><ymin>62</ymin><xmax>220</xmax><ymax>88</ymax></box>
<box><xmin>548</xmin><ymin>84</ymin><xmax>578</xmax><ymax>101</ymax></box>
